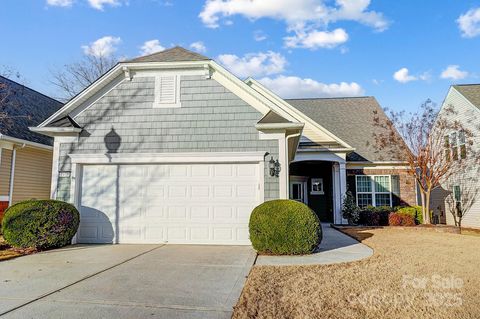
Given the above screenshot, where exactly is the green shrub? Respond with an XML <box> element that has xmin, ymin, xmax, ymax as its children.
<box><xmin>359</xmin><ymin>206</ymin><xmax>392</xmax><ymax>226</ymax></box>
<box><xmin>388</xmin><ymin>212</ymin><xmax>416</xmax><ymax>226</ymax></box>
<box><xmin>2</xmin><ymin>200</ymin><xmax>80</xmax><ymax>249</ymax></box>
<box><xmin>342</xmin><ymin>191</ymin><xmax>360</xmax><ymax>225</ymax></box>
<box><xmin>249</xmin><ymin>200</ymin><xmax>322</xmax><ymax>255</ymax></box>
<box><xmin>396</xmin><ymin>206</ymin><xmax>423</xmax><ymax>224</ymax></box>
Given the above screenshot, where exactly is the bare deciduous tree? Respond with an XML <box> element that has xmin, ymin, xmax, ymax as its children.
<box><xmin>373</xmin><ymin>99</ymin><xmax>478</xmax><ymax>224</ymax></box>
<box><xmin>444</xmin><ymin>180</ymin><xmax>479</xmax><ymax>228</ymax></box>
<box><xmin>50</xmin><ymin>54</ymin><xmax>118</xmax><ymax>102</ymax></box>
<box><xmin>0</xmin><ymin>67</ymin><xmax>26</xmax><ymax>124</ymax></box>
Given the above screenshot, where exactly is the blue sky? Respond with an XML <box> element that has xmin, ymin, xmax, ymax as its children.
<box><xmin>1</xmin><ymin>0</ymin><xmax>480</xmax><ymax>112</ymax></box>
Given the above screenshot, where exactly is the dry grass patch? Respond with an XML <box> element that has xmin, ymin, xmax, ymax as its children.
<box><xmin>0</xmin><ymin>236</ymin><xmax>34</xmax><ymax>261</ymax></box>
<box><xmin>233</xmin><ymin>227</ymin><xmax>480</xmax><ymax>319</ymax></box>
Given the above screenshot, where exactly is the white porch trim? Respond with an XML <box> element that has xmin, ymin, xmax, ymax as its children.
<box><xmin>68</xmin><ymin>151</ymin><xmax>266</xmax><ymax>164</ymax></box>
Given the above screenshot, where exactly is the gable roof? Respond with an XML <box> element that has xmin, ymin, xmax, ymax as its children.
<box><xmin>127</xmin><ymin>46</ymin><xmax>211</xmax><ymax>63</ymax></box>
<box><xmin>0</xmin><ymin>75</ymin><xmax>63</xmax><ymax>146</ymax></box>
<box><xmin>287</xmin><ymin>97</ymin><xmax>407</xmax><ymax>162</ymax></box>
<box><xmin>453</xmin><ymin>84</ymin><xmax>480</xmax><ymax>109</ymax></box>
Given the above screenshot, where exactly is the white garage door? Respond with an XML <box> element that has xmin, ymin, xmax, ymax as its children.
<box><xmin>76</xmin><ymin>163</ymin><xmax>261</xmax><ymax>244</ymax></box>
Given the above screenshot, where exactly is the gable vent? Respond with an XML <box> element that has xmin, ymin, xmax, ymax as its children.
<box><xmin>155</xmin><ymin>75</ymin><xmax>176</xmax><ymax>104</ymax></box>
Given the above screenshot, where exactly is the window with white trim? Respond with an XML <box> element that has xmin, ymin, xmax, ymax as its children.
<box><xmin>154</xmin><ymin>75</ymin><xmax>181</xmax><ymax>108</ymax></box>
<box><xmin>444</xmin><ymin>130</ymin><xmax>467</xmax><ymax>161</ymax></box>
<box><xmin>356</xmin><ymin>175</ymin><xmax>392</xmax><ymax>208</ymax></box>
<box><xmin>310</xmin><ymin>178</ymin><xmax>324</xmax><ymax>195</ymax></box>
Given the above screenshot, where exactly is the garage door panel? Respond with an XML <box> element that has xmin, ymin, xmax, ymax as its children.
<box><xmin>77</xmin><ymin>162</ymin><xmax>260</xmax><ymax>244</ymax></box>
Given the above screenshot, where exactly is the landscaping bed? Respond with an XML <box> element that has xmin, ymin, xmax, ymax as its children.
<box><xmin>233</xmin><ymin>227</ymin><xmax>480</xmax><ymax>319</ymax></box>
<box><xmin>0</xmin><ymin>235</ymin><xmax>35</xmax><ymax>261</ymax></box>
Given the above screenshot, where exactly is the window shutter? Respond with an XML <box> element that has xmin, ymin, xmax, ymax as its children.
<box><xmin>157</xmin><ymin>76</ymin><xmax>176</xmax><ymax>104</ymax></box>
<box><xmin>347</xmin><ymin>175</ymin><xmax>356</xmax><ymax>198</ymax></box>
<box><xmin>391</xmin><ymin>175</ymin><xmax>401</xmax><ymax>207</ymax></box>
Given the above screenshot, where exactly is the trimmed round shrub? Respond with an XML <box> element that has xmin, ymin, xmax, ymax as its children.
<box><xmin>388</xmin><ymin>212</ymin><xmax>416</xmax><ymax>226</ymax></box>
<box><xmin>249</xmin><ymin>199</ymin><xmax>322</xmax><ymax>255</ymax></box>
<box><xmin>2</xmin><ymin>200</ymin><xmax>80</xmax><ymax>249</ymax></box>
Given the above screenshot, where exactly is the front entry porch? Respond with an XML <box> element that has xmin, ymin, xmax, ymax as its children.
<box><xmin>290</xmin><ymin>161</ymin><xmax>334</xmax><ymax>223</ymax></box>
<box><xmin>288</xmin><ymin>159</ymin><xmax>347</xmax><ymax>224</ymax></box>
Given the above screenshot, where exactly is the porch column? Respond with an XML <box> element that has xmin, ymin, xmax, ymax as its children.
<box><xmin>333</xmin><ymin>162</ymin><xmax>348</xmax><ymax>224</ymax></box>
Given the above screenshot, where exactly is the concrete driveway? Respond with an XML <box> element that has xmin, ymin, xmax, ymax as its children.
<box><xmin>0</xmin><ymin>244</ymin><xmax>255</xmax><ymax>319</ymax></box>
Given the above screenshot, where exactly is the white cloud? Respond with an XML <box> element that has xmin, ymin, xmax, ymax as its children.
<box><xmin>457</xmin><ymin>8</ymin><xmax>480</xmax><ymax>38</ymax></box>
<box><xmin>217</xmin><ymin>51</ymin><xmax>287</xmax><ymax>78</ymax></box>
<box><xmin>393</xmin><ymin>68</ymin><xmax>418</xmax><ymax>83</ymax></box>
<box><xmin>441</xmin><ymin>65</ymin><xmax>469</xmax><ymax>80</ymax></box>
<box><xmin>82</xmin><ymin>36</ymin><xmax>121</xmax><ymax>57</ymax></box>
<box><xmin>284</xmin><ymin>28</ymin><xmax>348</xmax><ymax>49</ymax></box>
<box><xmin>190</xmin><ymin>41</ymin><xmax>207</xmax><ymax>53</ymax></box>
<box><xmin>254</xmin><ymin>30</ymin><xmax>267</xmax><ymax>41</ymax></box>
<box><xmin>88</xmin><ymin>0</ymin><xmax>122</xmax><ymax>10</ymax></box>
<box><xmin>140</xmin><ymin>40</ymin><xmax>166</xmax><ymax>55</ymax></box>
<box><xmin>200</xmin><ymin>0</ymin><xmax>387</xmax><ymax>30</ymax></box>
<box><xmin>199</xmin><ymin>0</ymin><xmax>388</xmax><ymax>48</ymax></box>
<box><xmin>259</xmin><ymin>75</ymin><xmax>364</xmax><ymax>98</ymax></box>
<box><xmin>46</xmin><ymin>0</ymin><xmax>74</xmax><ymax>7</ymax></box>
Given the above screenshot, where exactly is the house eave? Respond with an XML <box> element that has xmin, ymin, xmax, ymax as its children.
<box><xmin>29</xmin><ymin>127</ymin><xmax>82</xmax><ymax>137</ymax></box>
<box><xmin>0</xmin><ymin>134</ymin><xmax>53</xmax><ymax>150</ymax></box>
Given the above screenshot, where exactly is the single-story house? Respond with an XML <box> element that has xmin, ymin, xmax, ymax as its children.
<box><xmin>0</xmin><ymin>75</ymin><xmax>63</xmax><ymax>216</ymax></box>
<box><xmin>32</xmin><ymin>47</ymin><xmax>416</xmax><ymax>245</ymax></box>
<box><xmin>431</xmin><ymin>84</ymin><xmax>480</xmax><ymax>228</ymax></box>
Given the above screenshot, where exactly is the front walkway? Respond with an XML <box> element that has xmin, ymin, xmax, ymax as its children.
<box><xmin>256</xmin><ymin>224</ymin><xmax>373</xmax><ymax>266</ymax></box>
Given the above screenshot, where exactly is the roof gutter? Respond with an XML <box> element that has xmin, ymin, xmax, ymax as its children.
<box><xmin>0</xmin><ymin>134</ymin><xmax>53</xmax><ymax>150</ymax></box>
<box><xmin>255</xmin><ymin>123</ymin><xmax>305</xmax><ymax>130</ymax></box>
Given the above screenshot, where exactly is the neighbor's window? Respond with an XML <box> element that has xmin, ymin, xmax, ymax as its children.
<box><xmin>310</xmin><ymin>178</ymin><xmax>324</xmax><ymax>195</ymax></box>
<box><xmin>453</xmin><ymin>185</ymin><xmax>462</xmax><ymax>216</ymax></box>
<box><xmin>356</xmin><ymin>175</ymin><xmax>392</xmax><ymax>208</ymax></box>
<box><xmin>445</xmin><ymin>131</ymin><xmax>467</xmax><ymax>161</ymax></box>
<box><xmin>154</xmin><ymin>75</ymin><xmax>181</xmax><ymax>108</ymax></box>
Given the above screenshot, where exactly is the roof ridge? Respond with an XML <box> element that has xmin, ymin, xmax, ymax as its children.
<box><xmin>126</xmin><ymin>46</ymin><xmax>210</xmax><ymax>63</ymax></box>
<box><xmin>453</xmin><ymin>83</ymin><xmax>480</xmax><ymax>87</ymax></box>
<box><xmin>285</xmin><ymin>96</ymin><xmax>374</xmax><ymax>101</ymax></box>
<box><xmin>0</xmin><ymin>75</ymin><xmax>63</xmax><ymax>105</ymax></box>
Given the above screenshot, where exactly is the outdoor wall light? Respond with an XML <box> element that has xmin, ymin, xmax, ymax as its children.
<box><xmin>268</xmin><ymin>156</ymin><xmax>281</xmax><ymax>177</ymax></box>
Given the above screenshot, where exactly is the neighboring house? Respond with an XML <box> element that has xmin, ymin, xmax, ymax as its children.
<box><xmin>431</xmin><ymin>84</ymin><xmax>480</xmax><ymax>228</ymax></box>
<box><xmin>32</xmin><ymin>46</ymin><xmax>416</xmax><ymax>245</ymax></box>
<box><xmin>0</xmin><ymin>75</ymin><xmax>63</xmax><ymax>216</ymax></box>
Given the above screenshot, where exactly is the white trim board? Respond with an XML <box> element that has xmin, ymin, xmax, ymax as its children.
<box><xmin>69</xmin><ymin>151</ymin><xmax>266</xmax><ymax>164</ymax></box>
<box><xmin>0</xmin><ymin>134</ymin><xmax>53</xmax><ymax>150</ymax></box>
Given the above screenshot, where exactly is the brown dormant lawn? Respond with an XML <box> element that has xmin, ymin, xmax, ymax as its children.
<box><xmin>0</xmin><ymin>235</ymin><xmax>33</xmax><ymax>261</ymax></box>
<box><xmin>233</xmin><ymin>227</ymin><xmax>480</xmax><ymax>319</ymax></box>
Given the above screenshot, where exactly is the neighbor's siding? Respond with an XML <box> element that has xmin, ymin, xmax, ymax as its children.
<box><xmin>431</xmin><ymin>88</ymin><xmax>480</xmax><ymax>228</ymax></box>
<box><xmin>11</xmin><ymin>147</ymin><xmax>53</xmax><ymax>204</ymax></box>
<box><xmin>0</xmin><ymin>149</ymin><xmax>12</xmax><ymax>197</ymax></box>
<box><xmin>56</xmin><ymin>74</ymin><xmax>279</xmax><ymax>202</ymax></box>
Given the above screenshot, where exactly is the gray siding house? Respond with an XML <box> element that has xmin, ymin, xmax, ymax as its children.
<box><xmin>431</xmin><ymin>85</ymin><xmax>480</xmax><ymax>228</ymax></box>
<box><xmin>32</xmin><ymin>47</ymin><xmax>415</xmax><ymax>245</ymax></box>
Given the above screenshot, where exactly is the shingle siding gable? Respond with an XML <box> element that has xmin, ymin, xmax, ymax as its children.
<box><xmin>56</xmin><ymin>74</ymin><xmax>279</xmax><ymax>201</ymax></box>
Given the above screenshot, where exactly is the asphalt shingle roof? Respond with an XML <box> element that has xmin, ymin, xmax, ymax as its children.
<box><xmin>453</xmin><ymin>84</ymin><xmax>480</xmax><ymax>109</ymax></box>
<box><xmin>286</xmin><ymin>97</ymin><xmax>407</xmax><ymax>162</ymax></box>
<box><xmin>0</xmin><ymin>75</ymin><xmax>63</xmax><ymax>146</ymax></box>
<box><xmin>127</xmin><ymin>46</ymin><xmax>210</xmax><ymax>63</ymax></box>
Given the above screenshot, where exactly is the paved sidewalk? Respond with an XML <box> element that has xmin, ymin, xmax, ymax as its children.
<box><xmin>256</xmin><ymin>224</ymin><xmax>373</xmax><ymax>266</ymax></box>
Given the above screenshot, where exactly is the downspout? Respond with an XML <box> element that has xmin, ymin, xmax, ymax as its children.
<box><xmin>285</xmin><ymin>132</ymin><xmax>302</xmax><ymax>198</ymax></box>
<box><xmin>8</xmin><ymin>143</ymin><xmax>25</xmax><ymax>206</ymax></box>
